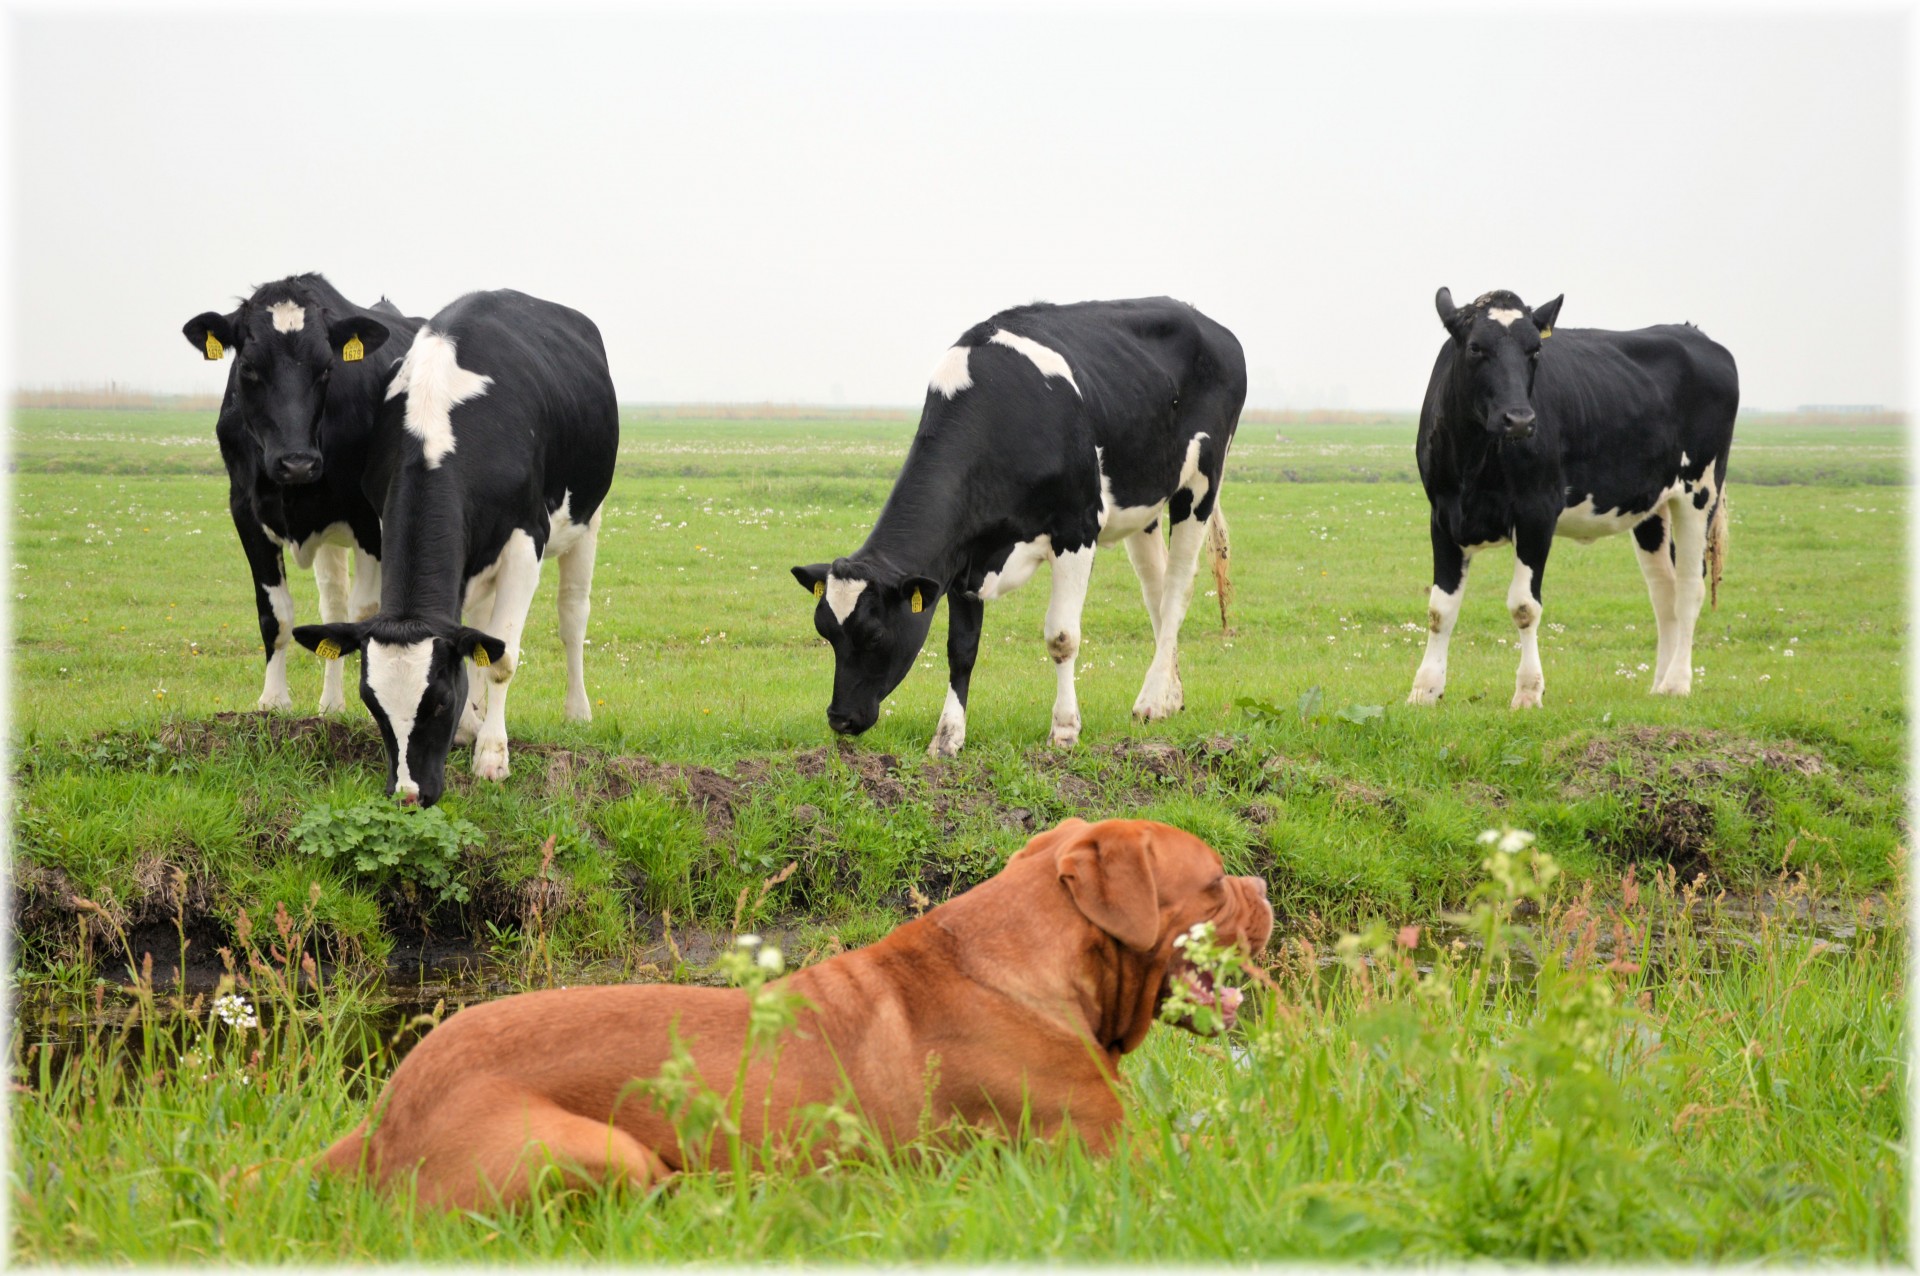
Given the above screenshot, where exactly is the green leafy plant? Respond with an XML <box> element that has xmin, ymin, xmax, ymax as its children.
<box><xmin>288</xmin><ymin>800</ymin><xmax>479</xmax><ymax>906</ymax></box>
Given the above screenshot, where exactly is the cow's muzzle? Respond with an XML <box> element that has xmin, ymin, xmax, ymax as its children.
<box><xmin>1501</xmin><ymin>409</ymin><xmax>1536</xmax><ymax>441</ymax></box>
<box><xmin>275</xmin><ymin>451</ymin><xmax>324</xmax><ymax>484</ymax></box>
<box><xmin>827</xmin><ymin>708</ymin><xmax>873</xmax><ymax>736</ymax></box>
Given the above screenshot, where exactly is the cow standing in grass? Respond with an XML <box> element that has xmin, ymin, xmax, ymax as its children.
<box><xmin>1407</xmin><ymin>288</ymin><xmax>1738</xmax><ymax>709</ymax></box>
<box><xmin>294</xmin><ymin>290</ymin><xmax>617</xmax><ymax>806</ymax></box>
<box><xmin>793</xmin><ymin>297</ymin><xmax>1245</xmax><ymax>756</ymax></box>
<box><xmin>184</xmin><ymin>276</ymin><xmax>420</xmax><ymax>714</ymax></box>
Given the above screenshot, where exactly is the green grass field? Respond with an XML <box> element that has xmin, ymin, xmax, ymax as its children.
<box><xmin>8</xmin><ymin>405</ymin><xmax>1909</xmax><ymax>1261</ymax></box>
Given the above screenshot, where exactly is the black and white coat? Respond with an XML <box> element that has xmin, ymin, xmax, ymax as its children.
<box><xmin>294</xmin><ymin>290</ymin><xmax>618</xmax><ymax>806</ymax></box>
<box><xmin>793</xmin><ymin>297</ymin><xmax>1246</xmax><ymax>756</ymax></box>
<box><xmin>1409</xmin><ymin>288</ymin><xmax>1738</xmax><ymax>709</ymax></box>
<box><xmin>184</xmin><ymin>275</ymin><xmax>419</xmax><ymax>714</ymax></box>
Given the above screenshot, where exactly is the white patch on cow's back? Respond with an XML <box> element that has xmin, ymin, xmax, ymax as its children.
<box><xmin>824</xmin><ymin>575</ymin><xmax>868</xmax><ymax>624</ymax></box>
<box><xmin>1487</xmin><ymin>308</ymin><xmax>1524</xmax><ymax>327</ymax></box>
<box><xmin>365</xmin><ymin>637</ymin><xmax>435</xmax><ymax>799</ymax></box>
<box><xmin>385</xmin><ymin>326</ymin><xmax>493</xmax><ymax>469</ymax></box>
<box><xmin>990</xmin><ymin>329</ymin><xmax>1081</xmax><ymax>396</ymax></box>
<box><xmin>928</xmin><ymin>346</ymin><xmax>972</xmax><ymax>399</ymax></box>
<box><xmin>269</xmin><ymin>301</ymin><xmax>306</xmax><ymax>333</ymax></box>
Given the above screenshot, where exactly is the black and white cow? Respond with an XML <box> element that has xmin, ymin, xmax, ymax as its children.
<box><xmin>291</xmin><ymin>290</ymin><xmax>618</xmax><ymax>806</ymax></box>
<box><xmin>793</xmin><ymin>297</ymin><xmax>1245</xmax><ymax>756</ymax></box>
<box><xmin>183</xmin><ymin>275</ymin><xmax>419</xmax><ymax>713</ymax></box>
<box><xmin>1408</xmin><ymin>288</ymin><xmax>1738</xmax><ymax>709</ymax></box>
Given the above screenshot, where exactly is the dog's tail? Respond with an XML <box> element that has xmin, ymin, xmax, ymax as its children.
<box><xmin>1205</xmin><ymin>500</ymin><xmax>1233</xmax><ymax>631</ymax></box>
<box><xmin>1707</xmin><ymin>486</ymin><xmax>1729</xmax><ymax>609</ymax></box>
<box><xmin>320</xmin><ymin>1121</ymin><xmax>372</xmax><ymax>1177</ymax></box>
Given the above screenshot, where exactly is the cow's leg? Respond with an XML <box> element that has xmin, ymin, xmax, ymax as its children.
<box><xmin>312</xmin><ymin>544</ymin><xmax>352</xmax><ymax>714</ymax></box>
<box><xmin>1508</xmin><ymin>525</ymin><xmax>1552</xmax><ymax>710</ymax></box>
<box><xmin>930</xmin><ymin>590</ymin><xmax>983</xmax><ymax>758</ymax></box>
<box><xmin>1122</xmin><ymin>523</ymin><xmax>1168</xmax><ymax>646</ymax></box>
<box><xmin>1408</xmin><ymin>521</ymin><xmax>1469</xmax><ymax>705</ymax></box>
<box><xmin>1133</xmin><ymin>515</ymin><xmax>1208</xmax><ymax>721</ymax></box>
<box><xmin>1656</xmin><ymin>492</ymin><xmax>1711</xmax><ymax>696</ymax></box>
<box><xmin>231</xmin><ymin>501</ymin><xmax>295</xmax><ymax>712</ymax></box>
<box><xmin>471</xmin><ymin>536</ymin><xmax>543</xmax><ymax>782</ymax></box>
<box><xmin>556</xmin><ymin>510</ymin><xmax>601</xmax><ymax>722</ymax></box>
<box><xmin>1632</xmin><ymin>512</ymin><xmax>1679</xmax><ymax>688</ymax></box>
<box><xmin>349</xmin><ymin>546</ymin><xmax>381</xmax><ymax>621</ymax></box>
<box><xmin>1044</xmin><ymin>546</ymin><xmax>1097</xmax><ymax>747</ymax></box>
<box><xmin>455</xmin><ymin>581</ymin><xmax>498</xmax><ymax>747</ymax></box>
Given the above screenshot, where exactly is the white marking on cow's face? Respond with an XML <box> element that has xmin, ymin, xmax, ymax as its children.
<box><xmin>824</xmin><ymin>575</ymin><xmax>868</xmax><ymax>624</ymax></box>
<box><xmin>1487</xmin><ymin>308</ymin><xmax>1524</xmax><ymax>327</ymax></box>
<box><xmin>989</xmin><ymin>329</ymin><xmax>1081</xmax><ymax>396</ymax></box>
<box><xmin>977</xmin><ymin>536</ymin><xmax>1052</xmax><ymax>600</ymax></box>
<box><xmin>268</xmin><ymin>301</ymin><xmax>306</xmax><ymax>333</ymax></box>
<box><xmin>928</xmin><ymin>346</ymin><xmax>973</xmax><ymax>399</ymax></box>
<box><xmin>385</xmin><ymin>326</ymin><xmax>493</xmax><ymax>470</ymax></box>
<box><xmin>365</xmin><ymin>637</ymin><xmax>435</xmax><ymax>799</ymax></box>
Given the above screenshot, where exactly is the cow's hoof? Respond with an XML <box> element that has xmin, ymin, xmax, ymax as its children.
<box><xmin>1132</xmin><ymin>687</ymin><xmax>1182</xmax><ymax>721</ymax></box>
<box><xmin>564</xmin><ymin>694</ymin><xmax>592</xmax><ymax>722</ymax></box>
<box><xmin>1652</xmin><ymin>682</ymin><xmax>1691</xmax><ymax>697</ymax></box>
<box><xmin>473</xmin><ymin>740</ymin><xmax>511</xmax><ymax>782</ymax></box>
<box><xmin>1510</xmin><ymin>688</ymin><xmax>1544</xmax><ymax>710</ymax></box>
<box><xmin>928</xmin><ymin>720</ymin><xmax>965</xmax><ymax>758</ymax></box>
<box><xmin>1049</xmin><ymin>720</ymin><xmax>1081</xmax><ymax>749</ymax></box>
<box><xmin>256</xmin><ymin>692</ymin><xmax>293</xmax><ymax>712</ymax></box>
<box><xmin>1407</xmin><ymin>685</ymin><xmax>1443</xmax><ymax>706</ymax></box>
<box><xmin>317</xmin><ymin>690</ymin><xmax>347</xmax><ymax>715</ymax></box>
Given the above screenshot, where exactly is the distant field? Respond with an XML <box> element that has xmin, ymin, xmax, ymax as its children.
<box><xmin>8</xmin><ymin>405</ymin><xmax>1907</xmax><ymax>1263</ymax></box>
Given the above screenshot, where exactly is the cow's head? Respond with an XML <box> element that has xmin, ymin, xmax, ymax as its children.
<box><xmin>791</xmin><ymin>559</ymin><xmax>940</xmax><ymax>735</ymax></box>
<box><xmin>1434</xmin><ymin>287</ymin><xmax>1564</xmax><ymax>442</ymax></box>
<box><xmin>292</xmin><ymin>618</ymin><xmax>505</xmax><ymax>807</ymax></box>
<box><xmin>184</xmin><ymin>278</ymin><xmax>392</xmax><ymax>484</ymax></box>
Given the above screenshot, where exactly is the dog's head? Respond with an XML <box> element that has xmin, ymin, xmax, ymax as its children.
<box><xmin>1008</xmin><ymin>817</ymin><xmax>1274</xmax><ymax>1055</ymax></box>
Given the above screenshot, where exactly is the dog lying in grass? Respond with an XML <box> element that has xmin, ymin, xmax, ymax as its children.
<box><xmin>321</xmin><ymin>817</ymin><xmax>1273</xmax><ymax>1209</ymax></box>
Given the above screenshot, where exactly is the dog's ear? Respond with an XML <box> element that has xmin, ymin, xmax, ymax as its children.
<box><xmin>1007</xmin><ymin>817</ymin><xmax>1088</xmax><ymax>867</ymax></box>
<box><xmin>1056</xmin><ymin>824</ymin><xmax>1160</xmax><ymax>951</ymax></box>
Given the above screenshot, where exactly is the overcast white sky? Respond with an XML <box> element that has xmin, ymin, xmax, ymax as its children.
<box><xmin>10</xmin><ymin>6</ymin><xmax>1909</xmax><ymax>409</ymax></box>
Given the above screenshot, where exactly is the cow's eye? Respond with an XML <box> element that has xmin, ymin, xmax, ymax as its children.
<box><xmin>1465</xmin><ymin>345</ymin><xmax>1485</xmax><ymax>361</ymax></box>
<box><xmin>238</xmin><ymin>364</ymin><xmax>261</xmax><ymax>382</ymax></box>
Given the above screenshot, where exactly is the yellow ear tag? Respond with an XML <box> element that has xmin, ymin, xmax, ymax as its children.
<box><xmin>315</xmin><ymin>638</ymin><xmax>342</xmax><ymax>661</ymax></box>
<box><xmin>911</xmin><ymin>588</ymin><xmax>924</xmax><ymax>614</ymax></box>
<box><xmin>813</xmin><ymin>581</ymin><xmax>824</xmax><ymax>599</ymax></box>
<box><xmin>341</xmin><ymin>334</ymin><xmax>365</xmax><ymax>363</ymax></box>
<box><xmin>204</xmin><ymin>332</ymin><xmax>224</xmax><ymax>361</ymax></box>
<box><xmin>471</xmin><ymin>647</ymin><xmax>491</xmax><ymax>668</ymax></box>
<box><xmin>1539</xmin><ymin>327</ymin><xmax>1552</xmax><ymax>340</ymax></box>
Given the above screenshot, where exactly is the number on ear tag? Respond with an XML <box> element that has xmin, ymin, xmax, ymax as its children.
<box><xmin>910</xmin><ymin>588</ymin><xmax>923</xmax><ymax>614</ymax></box>
<box><xmin>204</xmin><ymin>332</ymin><xmax>224</xmax><ymax>361</ymax></box>
<box><xmin>472</xmin><ymin>647</ymin><xmax>491</xmax><ymax>668</ymax></box>
<box><xmin>341</xmin><ymin>334</ymin><xmax>365</xmax><ymax>362</ymax></box>
<box><xmin>315</xmin><ymin>638</ymin><xmax>342</xmax><ymax>661</ymax></box>
<box><xmin>813</xmin><ymin>581</ymin><xmax>824</xmax><ymax>599</ymax></box>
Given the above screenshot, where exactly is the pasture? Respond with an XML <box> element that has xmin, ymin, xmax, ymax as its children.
<box><xmin>8</xmin><ymin>406</ymin><xmax>1909</xmax><ymax>1261</ymax></box>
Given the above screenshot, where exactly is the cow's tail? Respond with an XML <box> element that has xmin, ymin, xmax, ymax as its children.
<box><xmin>1707</xmin><ymin>486</ymin><xmax>1729</xmax><ymax>609</ymax></box>
<box><xmin>1205</xmin><ymin>501</ymin><xmax>1233</xmax><ymax>631</ymax></box>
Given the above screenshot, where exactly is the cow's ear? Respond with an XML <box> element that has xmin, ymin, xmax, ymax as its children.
<box><xmin>454</xmin><ymin>627</ymin><xmax>507</xmax><ymax>668</ymax></box>
<box><xmin>293</xmin><ymin>621</ymin><xmax>366</xmax><ymax>660</ymax></box>
<box><xmin>791</xmin><ymin>563</ymin><xmax>830</xmax><ymax>601</ymax></box>
<box><xmin>184</xmin><ymin>310</ymin><xmax>241</xmax><ymax>361</ymax></box>
<box><xmin>1434</xmin><ymin>287</ymin><xmax>1467</xmax><ymax>338</ymax></box>
<box><xmin>896</xmin><ymin>576</ymin><xmax>940</xmax><ymax>616</ymax></box>
<box><xmin>328</xmin><ymin>317</ymin><xmax>390</xmax><ymax>364</ymax></box>
<box><xmin>1530</xmin><ymin>294</ymin><xmax>1564</xmax><ymax>339</ymax></box>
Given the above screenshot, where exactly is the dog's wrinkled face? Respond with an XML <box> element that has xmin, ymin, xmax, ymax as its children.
<box><xmin>1013</xmin><ymin>817</ymin><xmax>1274</xmax><ymax>1052</ymax></box>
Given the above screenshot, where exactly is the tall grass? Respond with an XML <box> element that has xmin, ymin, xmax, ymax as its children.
<box><xmin>10</xmin><ymin>836</ymin><xmax>1904</xmax><ymax>1262</ymax></box>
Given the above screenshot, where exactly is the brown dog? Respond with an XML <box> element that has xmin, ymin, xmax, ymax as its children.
<box><xmin>322</xmin><ymin>817</ymin><xmax>1273</xmax><ymax>1208</ymax></box>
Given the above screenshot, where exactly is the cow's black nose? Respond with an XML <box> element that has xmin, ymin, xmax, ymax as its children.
<box><xmin>827</xmin><ymin>711</ymin><xmax>856</xmax><ymax>735</ymax></box>
<box><xmin>1503</xmin><ymin>409</ymin><xmax>1536</xmax><ymax>438</ymax></box>
<box><xmin>277</xmin><ymin>453</ymin><xmax>323</xmax><ymax>483</ymax></box>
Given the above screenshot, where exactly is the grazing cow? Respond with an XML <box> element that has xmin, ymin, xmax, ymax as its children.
<box><xmin>183</xmin><ymin>275</ymin><xmax>420</xmax><ymax>713</ymax></box>
<box><xmin>1407</xmin><ymin>288</ymin><xmax>1738</xmax><ymax>709</ymax></box>
<box><xmin>793</xmin><ymin>297</ymin><xmax>1245</xmax><ymax>756</ymax></box>
<box><xmin>292</xmin><ymin>290</ymin><xmax>618</xmax><ymax>806</ymax></box>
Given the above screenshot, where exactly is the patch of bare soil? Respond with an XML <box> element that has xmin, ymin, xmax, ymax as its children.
<box><xmin>162</xmin><ymin>712</ymin><xmax>388</xmax><ymax>769</ymax></box>
<box><xmin>1552</xmin><ymin>727</ymin><xmax>1827</xmax><ymax>882</ymax></box>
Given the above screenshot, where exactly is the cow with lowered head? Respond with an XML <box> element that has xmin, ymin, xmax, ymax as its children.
<box><xmin>183</xmin><ymin>274</ymin><xmax>420</xmax><ymax>713</ymax></box>
<box><xmin>1408</xmin><ymin>287</ymin><xmax>1738</xmax><ymax>709</ymax></box>
<box><xmin>794</xmin><ymin>297</ymin><xmax>1245</xmax><ymax>756</ymax></box>
<box><xmin>294</xmin><ymin>290</ymin><xmax>617</xmax><ymax>806</ymax></box>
